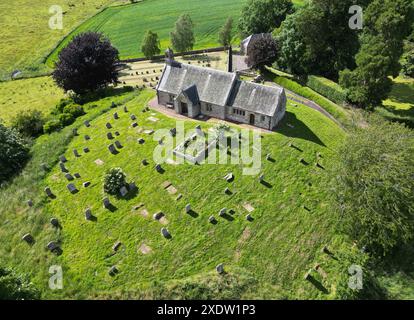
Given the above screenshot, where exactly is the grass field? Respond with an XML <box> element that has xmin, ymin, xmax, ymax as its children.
<box><xmin>0</xmin><ymin>77</ymin><xmax>64</xmax><ymax>125</ymax></box>
<box><xmin>0</xmin><ymin>0</ymin><xmax>126</xmax><ymax>80</ymax></box>
<box><xmin>0</xmin><ymin>87</ymin><xmax>370</xmax><ymax>299</ymax></box>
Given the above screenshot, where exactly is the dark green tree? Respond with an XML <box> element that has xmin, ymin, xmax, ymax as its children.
<box><xmin>246</xmin><ymin>35</ymin><xmax>278</xmax><ymax>71</ymax></box>
<box><xmin>331</xmin><ymin>115</ymin><xmax>414</xmax><ymax>256</ymax></box>
<box><xmin>218</xmin><ymin>17</ymin><xmax>233</xmax><ymax>47</ymax></box>
<box><xmin>141</xmin><ymin>30</ymin><xmax>161</xmax><ymax>60</ymax></box>
<box><xmin>0</xmin><ymin>267</ymin><xmax>40</xmax><ymax>300</ymax></box>
<box><xmin>10</xmin><ymin>109</ymin><xmax>45</xmax><ymax>138</ymax></box>
<box><xmin>170</xmin><ymin>14</ymin><xmax>195</xmax><ymax>53</ymax></box>
<box><xmin>238</xmin><ymin>0</ymin><xmax>294</xmax><ymax>38</ymax></box>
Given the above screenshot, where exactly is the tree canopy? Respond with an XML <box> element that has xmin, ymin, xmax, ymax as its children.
<box><xmin>219</xmin><ymin>17</ymin><xmax>233</xmax><ymax>47</ymax></box>
<box><xmin>0</xmin><ymin>267</ymin><xmax>39</xmax><ymax>300</ymax></box>
<box><xmin>246</xmin><ymin>35</ymin><xmax>278</xmax><ymax>71</ymax></box>
<box><xmin>238</xmin><ymin>0</ymin><xmax>294</xmax><ymax>38</ymax></box>
<box><xmin>170</xmin><ymin>14</ymin><xmax>195</xmax><ymax>53</ymax></box>
<box><xmin>53</xmin><ymin>32</ymin><xmax>119</xmax><ymax>95</ymax></box>
<box><xmin>141</xmin><ymin>30</ymin><xmax>161</xmax><ymax>60</ymax></box>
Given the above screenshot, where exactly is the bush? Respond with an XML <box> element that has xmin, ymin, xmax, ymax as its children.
<box><xmin>331</xmin><ymin>115</ymin><xmax>414</xmax><ymax>256</ymax></box>
<box><xmin>53</xmin><ymin>98</ymin><xmax>73</xmax><ymax>114</ymax></box>
<box><xmin>10</xmin><ymin>109</ymin><xmax>45</xmax><ymax>137</ymax></box>
<box><xmin>58</xmin><ymin>113</ymin><xmax>76</xmax><ymax>127</ymax></box>
<box><xmin>43</xmin><ymin>119</ymin><xmax>62</xmax><ymax>134</ymax></box>
<box><xmin>0</xmin><ymin>267</ymin><xmax>40</xmax><ymax>300</ymax></box>
<box><xmin>306</xmin><ymin>76</ymin><xmax>347</xmax><ymax>105</ymax></box>
<box><xmin>0</xmin><ymin>123</ymin><xmax>30</xmax><ymax>183</ymax></box>
<box><xmin>63</xmin><ymin>104</ymin><xmax>85</xmax><ymax>118</ymax></box>
<box><xmin>103</xmin><ymin>168</ymin><xmax>127</xmax><ymax>195</ymax></box>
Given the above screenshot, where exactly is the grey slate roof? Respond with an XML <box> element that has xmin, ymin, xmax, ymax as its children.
<box><xmin>157</xmin><ymin>62</ymin><xmax>237</xmax><ymax>106</ymax></box>
<box><xmin>227</xmin><ymin>80</ymin><xmax>284</xmax><ymax>117</ymax></box>
<box><xmin>180</xmin><ymin>85</ymin><xmax>200</xmax><ymax>105</ymax></box>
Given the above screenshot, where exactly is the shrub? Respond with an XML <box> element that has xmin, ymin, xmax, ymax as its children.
<box><xmin>103</xmin><ymin>168</ymin><xmax>127</xmax><ymax>195</ymax></box>
<box><xmin>10</xmin><ymin>109</ymin><xmax>45</xmax><ymax>137</ymax></box>
<box><xmin>306</xmin><ymin>76</ymin><xmax>347</xmax><ymax>105</ymax></box>
<box><xmin>0</xmin><ymin>123</ymin><xmax>30</xmax><ymax>183</ymax></box>
<box><xmin>53</xmin><ymin>98</ymin><xmax>73</xmax><ymax>114</ymax></box>
<box><xmin>43</xmin><ymin>119</ymin><xmax>62</xmax><ymax>134</ymax></box>
<box><xmin>63</xmin><ymin>104</ymin><xmax>85</xmax><ymax>118</ymax></box>
<box><xmin>331</xmin><ymin>115</ymin><xmax>414</xmax><ymax>256</ymax></box>
<box><xmin>0</xmin><ymin>267</ymin><xmax>40</xmax><ymax>300</ymax></box>
<box><xmin>58</xmin><ymin>113</ymin><xmax>76</xmax><ymax>127</ymax></box>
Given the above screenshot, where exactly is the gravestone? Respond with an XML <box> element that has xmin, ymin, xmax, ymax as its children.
<box><xmin>50</xmin><ymin>218</ymin><xmax>59</xmax><ymax>228</ymax></box>
<box><xmin>138</xmin><ymin>138</ymin><xmax>145</xmax><ymax>144</ymax></box>
<box><xmin>113</xmin><ymin>112</ymin><xmax>119</xmax><ymax>120</ymax></box>
<box><xmin>83</xmin><ymin>181</ymin><xmax>91</xmax><ymax>188</ymax></box>
<box><xmin>65</xmin><ymin>173</ymin><xmax>74</xmax><ymax>181</ymax></box>
<box><xmin>108</xmin><ymin>144</ymin><xmax>117</xmax><ymax>154</ymax></box>
<box><xmin>246</xmin><ymin>214</ymin><xmax>253</xmax><ymax>222</ymax></box>
<box><xmin>73</xmin><ymin>128</ymin><xmax>78</xmax><ymax>136</ymax></box>
<box><xmin>169</xmin><ymin>128</ymin><xmax>177</xmax><ymax>137</ymax></box>
<box><xmin>224</xmin><ymin>173</ymin><xmax>234</xmax><ymax>182</ymax></box>
<box><xmin>44</xmin><ymin>187</ymin><xmax>53</xmax><ymax>198</ymax></box>
<box><xmin>85</xmin><ymin>208</ymin><xmax>92</xmax><ymax>220</ymax></box>
<box><xmin>120</xmin><ymin>186</ymin><xmax>128</xmax><ymax>197</ymax></box>
<box><xmin>195</xmin><ymin>125</ymin><xmax>202</xmax><ymax>134</ymax></box>
<box><xmin>209</xmin><ymin>215</ymin><xmax>217</xmax><ymax>223</ymax></box>
<box><xmin>73</xmin><ymin>149</ymin><xmax>80</xmax><ymax>157</ymax></box>
<box><xmin>259</xmin><ymin>174</ymin><xmax>264</xmax><ymax>183</ymax></box>
<box><xmin>153</xmin><ymin>211</ymin><xmax>164</xmax><ymax>220</ymax></box>
<box><xmin>27</xmin><ymin>200</ymin><xmax>33</xmax><ymax>207</ymax></box>
<box><xmin>74</xmin><ymin>173</ymin><xmax>81</xmax><ymax>179</ymax></box>
<box><xmin>129</xmin><ymin>182</ymin><xmax>137</xmax><ymax>191</ymax></box>
<box><xmin>132</xmin><ymin>122</ymin><xmax>138</xmax><ymax>128</ymax></box>
<box><xmin>155</xmin><ymin>164</ymin><xmax>162</xmax><ymax>173</ymax></box>
<box><xmin>83</xmin><ymin>147</ymin><xmax>90</xmax><ymax>153</ymax></box>
<box><xmin>175</xmin><ymin>194</ymin><xmax>183</xmax><ymax>201</ymax></box>
<box><xmin>123</xmin><ymin>106</ymin><xmax>128</xmax><ymax>112</ymax></box>
<box><xmin>109</xmin><ymin>266</ymin><xmax>118</xmax><ymax>276</ymax></box>
<box><xmin>216</xmin><ymin>263</ymin><xmax>225</xmax><ymax>274</ymax></box>
<box><xmin>84</xmin><ymin>120</ymin><xmax>90</xmax><ymax>127</ymax></box>
<box><xmin>59</xmin><ymin>162</ymin><xmax>68</xmax><ymax>173</ymax></box>
<box><xmin>224</xmin><ymin>187</ymin><xmax>231</xmax><ymax>195</ymax></box>
<box><xmin>106</xmin><ymin>122</ymin><xmax>112</xmax><ymax>129</ymax></box>
<box><xmin>185</xmin><ymin>204</ymin><xmax>191</xmax><ymax>213</ymax></box>
<box><xmin>103</xmin><ymin>197</ymin><xmax>111</xmax><ymax>209</ymax></box>
<box><xmin>84</xmin><ymin>135</ymin><xmax>90</xmax><ymax>141</ymax></box>
<box><xmin>115</xmin><ymin>131</ymin><xmax>120</xmax><ymax>136</ymax></box>
<box><xmin>161</xmin><ymin>227</ymin><xmax>171</xmax><ymax>239</ymax></box>
<box><xmin>114</xmin><ymin>140</ymin><xmax>123</xmax><ymax>149</ymax></box>
<box><xmin>112</xmin><ymin>241</ymin><xmax>122</xmax><ymax>252</ymax></box>
<box><xmin>142</xmin><ymin>159</ymin><xmax>148</xmax><ymax>165</ymax></box>
<box><xmin>46</xmin><ymin>241</ymin><xmax>58</xmax><ymax>252</ymax></box>
<box><xmin>130</xmin><ymin>114</ymin><xmax>136</xmax><ymax>121</ymax></box>
<box><xmin>266</xmin><ymin>153</ymin><xmax>271</xmax><ymax>161</ymax></box>
<box><xmin>219</xmin><ymin>208</ymin><xmax>226</xmax><ymax>217</ymax></box>
<box><xmin>67</xmin><ymin>184</ymin><xmax>78</xmax><ymax>194</ymax></box>
<box><xmin>22</xmin><ymin>233</ymin><xmax>34</xmax><ymax>244</ymax></box>
<box><xmin>59</xmin><ymin>155</ymin><xmax>67</xmax><ymax>163</ymax></box>
<box><xmin>107</xmin><ymin>132</ymin><xmax>114</xmax><ymax>140</ymax></box>
<box><xmin>111</xmin><ymin>102</ymin><xmax>116</xmax><ymax>108</ymax></box>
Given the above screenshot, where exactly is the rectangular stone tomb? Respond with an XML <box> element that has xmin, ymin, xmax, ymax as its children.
<box><xmin>153</xmin><ymin>211</ymin><xmax>164</xmax><ymax>220</ymax></box>
<box><xmin>67</xmin><ymin>184</ymin><xmax>78</xmax><ymax>194</ymax></box>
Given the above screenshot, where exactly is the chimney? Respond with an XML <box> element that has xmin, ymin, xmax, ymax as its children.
<box><xmin>165</xmin><ymin>48</ymin><xmax>174</xmax><ymax>65</ymax></box>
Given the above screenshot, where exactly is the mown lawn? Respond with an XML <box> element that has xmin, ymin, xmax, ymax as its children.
<box><xmin>0</xmin><ymin>77</ymin><xmax>64</xmax><ymax>125</ymax></box>
<box><xmin>0</xmin><ymin>87</ymin><xmax>366</xmax><ymax>299</ymax></box>
<box><xmin>0</xmin><ymin>0</ymin><xmax>126</xmax><ymax>80</ymax></box>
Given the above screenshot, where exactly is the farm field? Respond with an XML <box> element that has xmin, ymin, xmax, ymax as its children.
<box><xmin>0</xmin><ymin>88</ymin><xmax>365</xmax><ymax>299</ymax></box>
<box><xmin>0</xmin><ymin>77</ymin><xmax>64</xmax><ymax>125</ymax></box>
<box><xmin>0</xmin><ymin>0</ymin><xmax>127</xmax><ymax>80</ymax></box>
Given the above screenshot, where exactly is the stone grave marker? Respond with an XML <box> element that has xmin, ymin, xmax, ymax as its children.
<box><xmin>103</xmin><ymin>197</ymin><xmax>111</xmax><ymax>209</ymax></box>
<box><xmin>209</xmin><ymin>215</ymin><xmax>217</xmax><ymax>223</ymax></box>
<box><xmin>108</xmin><ymin>144</ymin><xmax>117</xmax><ymax>154</ymax></box>
<box><xmin>59</xmin><ymin>155</ymin><xmax>67</xmax><ymax>163</ymax></box>
<box><xmin>67</xmin><ymin>183</ymin><xmax>78</xmax><ymax>194</ymax></box>
<box><xmin>114</xmin><ymin>140</ymin><xmax>123</xmax><ymax>149</ymax></box>
<box><xmin>120</xmin><ymin>186</ymin><xmax>128</xmax><ymax>197</ymax></box>
<box><xmin>130</xmin><ymin>114</ymin><xmax>136</xmax><ymax>121</ymax></box>
<box><xmin>216</xmin><ymin>263</ymin><xmax>225</xmax><ymax>274</ymax></box>
<box><xmin>132</xmin><ymin>122</ymin><xmax>138</xmax><ymax>128</ymax></box>
<box><xmin>22</xmin><ymin>233</ymin><xmax>34</xmax><ymax>244</ymax></box>
<box><xmin>74</xmin><ymin>173</ymin><xmax>81</xmax><ymax>179</ymax></box>
<box><xmin>85</xmin><ymin>208</ymin><xmax>93</xmax><ymax>220</ymax></box>
<box><xmin>83</xmin><ymin>147</ymin><xmax>90</xmax><ymax>153</ymax></box>
<box><xmin>112</xmin><ymin>241</ymin><xmax>122</xmax><ymax>252</ymax></box>
<box><xmin>44</xmin><ymin>187</ymin><xmax>54</xmax><ymax>198</ymax></box>
<box><xmin>84</xmin><ymin>135</ymin><xmax>90</xmax><ymax>141</ymax></box>
<box><xmin>106</xmin><ymin>122</ymin><xmax>112</xmax><ymax>129</ymax></box>
<box><xmin>50</xmin><ymin>218</ymin><xmax>59</xmax><ymax>228</ymax></box>
<box><xmin>153</xmin><ymin>211</ymin><xmax>164</xmax><ymax>220</ymax></box>
<box><xmin>59</xmin><ymin>162</ymin><xmax>68</xmax><ymax>173</ymax></box>
<box><xmin>65</xmin><ymin>173</ymin><xmax>74</xmax><ymax>181</ymax></box>
<box><xmin>84</xmin><ymin>120</ymin><xmax>90</xmax><ymax>127</ymax></box>
<box><xmin>107</xmin><ymin>132</ymin><xmax>114</xmax><ymax>140</ymax></box>
<box><xmin>83</xmin><ymin>181</ymin><xmax>91</xmax><ymax>188</ymax></box>
<box><xmin>73</xmin><ymin>149</ymin><xmax>80</xmax><ymax>157</ymax></box>
<box><xmin>113</xmin><ymin>112</ymin><xmax>119</xmax><ymax>120</ymax></box>
<box><xmin>161</xmin><ymin>227</ymin><xmax>171</xmax><ymax>239</ymax></box>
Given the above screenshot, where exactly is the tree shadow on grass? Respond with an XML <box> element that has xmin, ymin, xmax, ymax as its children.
<box><xmin>278</xmin><ymin>111</ymin><xmax>326</xmax><ymax>147</ymax></box>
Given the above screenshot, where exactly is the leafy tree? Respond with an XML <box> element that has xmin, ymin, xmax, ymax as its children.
<box><xmin>10</xmin><ymin>109</ymin><xmax>45</xmax><ymax>138</ymax></box>
<box><xmin>0</xmin><ymin>122</ymin><xmax>30</xmax><ymax>184</ymax></box>
<box><xmin>219</xmin><ymin>17</ymin><xmax>233</xmax><ymax>47</ymax></box>
<box><xmin>53</xmin><ymin>32</ymin><xmax>119</xmax><ymax>95</ymax></box>
<box><xmin>0</xmin><ymin>267</ymin><xmax>40</xmax><ymax>300</ymax></box>
<box><xmin>339</xmin><ymin>0</ymin><xmax>414</xmax><ymax>107</ymax></box>
<box><xmin>238</xmin><ymin>0</ymin><xmax>294</xmax><ymax>38</ymax></box>
<box><xmin>141</xmin><ymin>30</ymin><xmax>161</xmax><ymax>60</ymax></box>
<box><xmin>103</xmin><ymin>167</ymin><xmax>127</xmax><ymax>195</ymax></box>
<box><xmin>402</xmin><ymin>49</ymin><xmax>414</xmax><ymax>78</ymax></box>
<box><xmin>246</xmin><ymin>35</ymin><xmax>278</xmax><ymax>71</ymax></box>
<box><xmin>170</xmin><ymin>14</ymin><xmax>195</xmax><ymax>53</ymax></box>
<box><xmin>331</xmin><ymin>115</ymin><xmax>414</xmax><ymax>256</ymax></box>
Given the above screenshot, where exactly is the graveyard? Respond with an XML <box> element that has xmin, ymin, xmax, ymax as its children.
<box><xmin>0</xmin><ymin>84</ymin><xmax>366</xmax><ymax>299</ymax></box>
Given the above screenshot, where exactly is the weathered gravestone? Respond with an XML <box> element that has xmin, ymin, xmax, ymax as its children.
<box><xmin>120</xmin><ymin>186</ymin><xmax>128</xmax><ymax>197</ymax></box>
<box><xmin>72</xmin><ymin>128</ymin><xmax>78</xmax><ymax>136</ymax></box>
<box><xmin>67</xmin><ymin>184</ymin><xmax>78</xmax><ymax>194</ymax></box>
<box><xmin>219</xmin><ymin>208</ymin><xmax>226</xmax><ymax>217</ymax></box>
<box><xmin>59</xmin><ymin>162</ymin><xmax>68</xmax><ymax>173</ymax></box>
<box><xmin>103</xmin><ymin>197</ymin><xmax>111</xmax><ymax>209</ymax></box>
<box><xmin>224</xmin><ymin>187</ymin><xmax>231</xmax><ymax>195</ymax></box>
<box><xmin>259</xmin><ymin>174</ymin><xmax>264</xmax><ymax>183</ymax></box>
<box><xmin>115</xmin><ymin>131</ymin><xmax>120</xmax><ymax>136</ymax></box>
<box><xmin>85</xmin><ymin>208</ymin><xmax>93</xmax><ymax>220</ymax></box>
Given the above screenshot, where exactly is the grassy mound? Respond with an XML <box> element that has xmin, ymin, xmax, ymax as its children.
<box><xmin>0</xmin><ymin>87</ymin><xmax>370</xmax><ymax>299</ymax></box>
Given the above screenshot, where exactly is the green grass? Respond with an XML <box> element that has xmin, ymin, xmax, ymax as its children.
<box><xmin>376</xmin><ymin>76</ymin><xmax>414</xmax><ymax>128</ymax></box>
<box><xmin>0</xmin><ymin>77</ymin><xmax>65</xmax><ymax>125</ymax></box>
<box><xmin>0</xmin><ymin>0</ymin><xmax>125</xmax><ymax>80</ymax></box>
<box><xmin>47</xmin><ymin>0</ymin><xmax>247</xmax><ymax>66</ymax></box>
<box><xmin>0</xmin><ymin>87</ymin><xmax>370</xmax><ymax>299</ymax></box>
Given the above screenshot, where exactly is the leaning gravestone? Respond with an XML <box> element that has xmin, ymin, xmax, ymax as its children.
<box><xmin>108</xmin><ymin>144</ymin><xmax>117</xmax><ymax>154</ymax></box>
<box><xmin>109</xmin><ymin>266</ymin><xmax>118</xmax><ymax>276</ymax></box>
<box><xmin>44</xmin><ymin>187</ymin><xmax>53</xmax><ymax>198</ymax></box>
<box><xmin>114</xmin><ymin>140</ymin><xmax>123</xmax><ymax>149</ymax></box>
<box><xmin>246</xmin><ymin>214</ymin><xmax>253</xmax><ymax>222</ymax></box>
<box><xmin>161</xmin><ymin>227</ymin><xmax>171</xmax><ymax>239</ymax></box>
<box><xmin>65</xmin><ymin>173</ymin><xmax>74</xmax><ymax>181</ymax></box>
<box><xmin>22</xmin><ymin>233</ymin><xmax>34</xmax><ymax>244</ymax></box>
<box><xmin>259</xmin><ymin>174</ymin><xmax>264</xmax><ymax>183</ymax></box>
<box><xmin>153</xmin><ymin>211</ymin><xmax>164</xmax><ymax>220</ymax></box>
<box><xmin>73</xmin><ymin>128</ymin><xmax>78</xmax><ymax>136</ymax></box>
<box><xmin>115</xmin><ymin>131</ymin><xmax>120</xmax><ymax>136</ymax></box>
<box><xmin>169</xmin><ymin>128</ymin><xmax>177</xmax><ymax>137</ymax></box>
<box><xmin>129</xmin><ymin>182</ymin><xmax>137</xmax><ymax>191</ymax></box>
<box><xmin>67</xmin><ymin>183</ymin><xmax>78</xmax><ymax>194</ymax></box>
<box><xmin>224</xmin><ymin>187</ymin><xmax>231</xmax><ymax>194</ymax></box>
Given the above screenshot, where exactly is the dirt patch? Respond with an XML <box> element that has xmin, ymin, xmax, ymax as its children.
<box><xmin>159</xmin><ymin>216</ymin><xmax>169</xmax><ymax>225</ymax></box>
<box><xmin>138</xmin><ymin>243</ymin><xmax>152</xmax><ymax>254</ymax></box>
<box><xmin>166</xmin><ymin>185</ymin><xmax>177</xmax><ymax>195</ymax></box>
<box><xmin>140</xmin><ymin>209</ymin><xmax>149</xmax><ymax>218</ymax></box>
<box><xmin>95</xmin><ymin>159</ymin><xmax>104</xmax><ymax>166</ymax></box>
<box><xmin>243</xmin><ymin>203</ymin><xmax>255</xmax><ymax>213</ymax></box>
<box><xmin>239</xmin><ymin>227</ymin><xmax>251</xmax><ymax>243</ymax></box>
